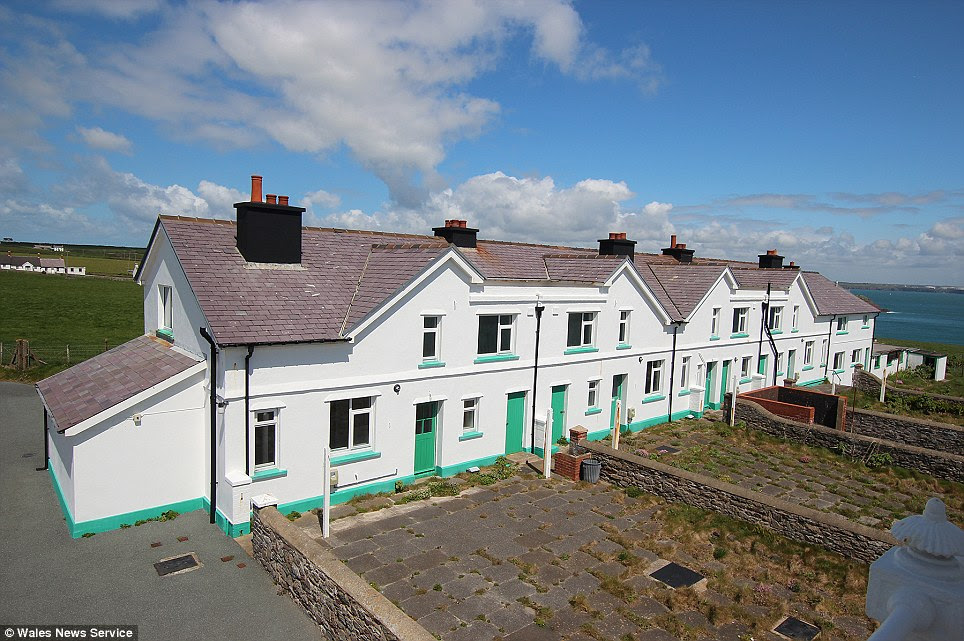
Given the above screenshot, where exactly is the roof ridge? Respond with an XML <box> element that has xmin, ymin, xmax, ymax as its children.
<box><xmin>370</xmin><ymin>242</ymin><xmax>447</xmax><ymax>250</ymax></box>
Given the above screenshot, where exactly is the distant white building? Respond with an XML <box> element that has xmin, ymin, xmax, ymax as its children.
<box><xmin>36</xmin><ymin>175</ymin><xmax>879</xmax><ymax>538</ymax></box>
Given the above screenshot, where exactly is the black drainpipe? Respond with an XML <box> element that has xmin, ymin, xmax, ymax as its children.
<box><xmin>667</xmin><ymin>323</ymin><xmax>681</xmax><ymax>424</ymax></box>
<box><xmin>36</xmin><ymin>408</ymin><xmax>49</xmax><ymax>472</ymax></box>
<box><xmin>824</xmin><ymin>315</ymin><xmax>836</xmax><ymax>379</ymax></box>
<box><xmin>757</xmin><ymin>288</ymin><xmax>768</xmax><ymax>372</ymax></box>
<box><xmin>761</xmin><ymin>284</ymin><xmax>780</xmax><ymax>386</ymax></box>
<box><xmin>530</xmin><ymin>302</ymin><xmax>545</xmax><ymax>453</ymax></box>
<box><xmin>869</xmin><ymin>312</ymin><xmax>880</xmax><ymax>370</ymax></box>
<box><xmin>245</xmin><ymin>345</ymin><xmax>254</xmax><ymax>476</ymax></box>
<box><xmin>200</xmin><ymin>327</ymin><xmax>218</xmax><ymax>525</ymax></box>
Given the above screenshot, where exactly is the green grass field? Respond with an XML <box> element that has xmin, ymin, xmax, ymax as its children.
<box><xmin>0</xmin><ymin>270</ymin><xmax>143</xmax><ymax>382</ymax></box>
<box><xmin>0</xmin><ymin>241</ymin><xmax>142</xmax><ymax>276</ymax></box>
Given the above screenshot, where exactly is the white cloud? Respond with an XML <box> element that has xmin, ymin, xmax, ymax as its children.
<box><xmin>51</xmin><ymin>0</ymin><xmax>162</xmax><ymax>20</ymax></box>
<box><xmin>76</xmin><ymin>126</ymin><xmax>133</xmax><ymax>154</ymax></box>
<box><xmin>300</xmin><ymin>188</ymin><xmax>341</xmax><ymax>213</ymax></box>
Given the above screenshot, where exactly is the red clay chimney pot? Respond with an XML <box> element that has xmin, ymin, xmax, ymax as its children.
<box><xmin>767</xmin><ymin>249</ymin><xmax>777</xmax><ymax>255</ymax></box>
<box><xmin>250</xmin><ymin>175</ymin><xmax>263</xmax><ymax>203</ymax></box>
<box><xmin>278</xmin><ymin>195</ymin><xmax>289</xmax><ymax>206</ymax></box>
<box><xmin>266</xmin><ymin>194</ymin><xmax>277</xmax><ymax>204</ymax></box>
<box><xmin>670</xmin><ymin>234</ymin><xmax>677</xmax><ymax>248</ymax></box>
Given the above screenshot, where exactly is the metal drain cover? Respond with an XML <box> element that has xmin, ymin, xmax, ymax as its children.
<box><xmin>21</xmin><ymin>452</ymin><xmax>35</xmax><ymax>458</ymax></box>
<box><xmin>774</xmin><ymin>616</ymin><xmax>820</xmax><ymax>640</ymax></box>
<box><xmin>154</xmin><ymin>553</ymin><xmax>201</xmax><ymax>577</ymax></box>
<box><xmin>649</xmin><ymin>562</ymin><xmax>703</xmax><ymax>588</ymax></box>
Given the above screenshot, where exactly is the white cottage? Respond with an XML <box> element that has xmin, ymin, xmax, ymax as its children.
<box><xmin>36</xmin><ymin>176</ymin><xmax>879</xmax><ymax>538</ymax></box>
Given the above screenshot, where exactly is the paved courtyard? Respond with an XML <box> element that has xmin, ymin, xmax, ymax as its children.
<box><xmin>295</xmin><ymin>463</ymin><xmax>877</xmax><ymax>641</ymax></box>
<box><xmin>0</xmin><ymin>382</ymin><xmax>323</xmax><ymax>641</ymax></box>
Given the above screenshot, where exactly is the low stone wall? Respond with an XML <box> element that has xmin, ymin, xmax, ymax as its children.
<box><xmin>849</xmin><ymin>407</ymin><xmax>963</xmax><ymax>456</ymax></box>
<box><xmin>733</xmin><ymin>398</ymin><xmax>964</xmax><ymax>484</ymax></box>
<box><xmin>854</xmin><ymin>369</ymin><xmax>964</xmax><ymax>412</ymax></box>
<box><xmin>577</xmin><ymin>440</ymin><xmax>896</xmax><ymax>564</ymax></box>
<box><xmin>252</xmin><ymin>506</ymin><xmax>434</xmax><ymax>641</ymax></box>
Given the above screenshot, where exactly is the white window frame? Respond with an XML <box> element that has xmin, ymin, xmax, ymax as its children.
<box><xmin>329</xmin><ymin>396</ymin><xmax>374</xmax><ymax>452</ymax></box>
<box><xmin>804</xmin><ymin>341</ymin><xmax>814</xmax><ymax>366</ymax></box>
<box><xmin>478</xmin><ymin>314</ymin><xmax>514</xmax><ymax>355</ymax></box>
<box><xmin>462</xmin><ymin>398</ymin><xmax>479</xmax><ymax>434</ymax></box>
<box><xmin>741</xmin><ymin>356</ymin><xmax>752</xmax><ymax>379</ymax></box>
<box><xmin>695</xmin><ymin>363</ymin><xmax>704</xmax><ymax>386</ymax></box>
<box><xmin>679</xmin><ymin>356</ymin><xmax>690</xmax><ymax>389</ymax></box>
<box><xmin>253</xmin><ymin>409</ymin><xmax>279</xmax><ymax>472</ymax></box>
<box><xmin>422</xmin><ymin>315</ymin><xmax>441</xmax><ymax>362</ymax></box>
<box><xmin>851</xmin><ymin>349</ymin><xmax>861</xmax><ymax>364</ymax></box>
<box><xmin>833</xmin><ymin>352</ymin><xmax>845</xmax><ymax>370</ymax></box>
<box><xmin>567</xmin><ymin>311</ymin><xmax>596</xmax><ymax>348</ymax></box>
<box><xmin>792</xmin><ymin>305</ymin><xmax>799</xmax><ymax>330</ymax></box>
<box><xmin>158</xmin><ymin>284</ymin><xmax>173</xmax><ymax>331</ymax></box>
<box><xmin>863</xmin><ymin>315</ymin><xmax>869</xmax><ymax>326</ymax></box>
<box><xmin>732</xmin><ymin>307</ymin><xmax>748</xmax><ymax>334</ymax></box>
<box><xmin>776</xmin><ymin>352</ymin><xmax>784</xmax><ymax>374</ymax></box>
<box><xmin>711</xmin><ymin>307</ymin><xmax>721</xmax><ymax>337</ymax></box>
<box><xmin>768</xmin><ymin>306</ymin><xmax>783</xmax><ymax>331</ymax></box>
<box><xmin>618</xmin><ymin>310</ymin><xmax>631</xmax><ymax>344</ymax></box>
<box><xmin>821</xmin><ymin>339</ymin><xmax>829</xmax><ymax>365</ymax></box>
<box><xmin>837</xmin><ymin>316</ymin><xmax>848</xmax><ymax>332</ymax></box>
<box><xmin>587</xmin><ymin>379</ymin><xmax>600</xmax><ymax>409</ymax></box>
<box><xmin>645</xmin><ymin>360</ymin><xmax>663</xmax><ymax>396</ymax></box>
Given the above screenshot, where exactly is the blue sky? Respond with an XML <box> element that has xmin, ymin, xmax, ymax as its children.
<box><xmin>1</xmin><ymin>0</ymin><xmax>962</xmax><ymax>285</ymax></box>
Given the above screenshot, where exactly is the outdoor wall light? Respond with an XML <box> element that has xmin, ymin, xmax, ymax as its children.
<box><xmin>393</xmin><ymin>384</ymin><xmax>401</xmax><ymax>394</ymax></box>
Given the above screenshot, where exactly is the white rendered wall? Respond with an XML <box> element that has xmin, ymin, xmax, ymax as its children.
<box><xmin>138</xmin><ymin>226</ymin><xmax>210</xmax><ymax>359</ymax></box>
<box><xmin>69</xmin><ymin>372</ymin><xmax>207</xmax><ymax>524</ymax></box>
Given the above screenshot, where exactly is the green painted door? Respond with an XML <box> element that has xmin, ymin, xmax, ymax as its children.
<box><xmin>414</xmin><ymin>401</ymin><xmax>438</xmax><ymax>475</ymax></box>
<box><xmin>504</xmin><ymin>392</ymin><xmax>526</xmax><ymax>455</ymax></box>
<box><xmin>551</xmin><ymin>385</ymin><xmax>566</xmax><ymax>444</ymax></box>
<box><xmin>719</xmin><ymin>361</ymin><xmax>729</xmax><ymax>408</ymax></box>
<box><xmin>758</xmin><ymin>355</ymin><xmax>768</xmax><ymax>377</ymax></box>
<box><xmin>787</xmin><ymin>350</ymin><xmax>796</xmax><ymax>379</ymax></box>
<box><xmin>610</xmin><ymin>374</ymin><xmax>625</xmax><ymax>430</ymax></box>
<box><xmin>704</xmin><ymin>362</ymin><xmax>715</xmax><ymax>409</ymax></box>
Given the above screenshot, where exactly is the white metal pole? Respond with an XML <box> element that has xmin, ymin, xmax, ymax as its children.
<box><xmin>880</xmin><ymin>367</ymin><xmax>887</xmax><ymax>403</ymax></box>
<box><xmin>543</xmin><ymin>410</ymin><xmax>552</xmax><ymax>479</ymax></box>
<box><xmin>729</xmin><ymin>373</ymin><xmax>738</xmax><ymax>427</ymax></box>
<box><xmin>612</xmin><ymin>400</ymin><xmax>621</xmax><ymax>451</ymax></box>
<box><xmin>322</xmin><ymin>447</ymin><xmax>331</xmax><ymax>538</ymax></box>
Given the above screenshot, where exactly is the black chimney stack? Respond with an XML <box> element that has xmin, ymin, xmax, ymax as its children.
<box><xmin>661</xmin><ymin>234</ymin><xmax>695</xmax><ymax>263</ymax></box>
<box><xmin>758</xmin><ymin>249</ymin><xmax>784</xmax><ymax>269</ymax></box>
<box><xmin>598</xmin><ymin>232</ymin><xmax>636</xmax><ymax>261</ymax></box>
<box><xmin>433</xmin><ymin>219</ymin><xmax>478</xmax><ymax>248</ymax></box>
<box><xmin>235</xmin><ymin>175</ymin><xmax>306</xmax><ymax>264</ymax></box>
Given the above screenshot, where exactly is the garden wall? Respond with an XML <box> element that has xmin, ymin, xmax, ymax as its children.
<box><xmin>576</xmin><ymin>440</ymin><xmax>895</xmax><ymax>564</ymax></box>
<box><xmin>848</xmin><ymin>407</ymin><xmax>963</xmax><ymax>456</ymax></box>
<box><xmin>854</xmin><ymin>369</ymin><xmax>964</xmax><ymax>413</ymax></box>
<box><xmin>252</xmin><ymin>506</ymin><xmax>434</xmax><ymax>641</ymax></box>
<box><xmin>740</xmin><ymin>385</ymin><xmax>844</xmax><ymax>429</ymax></box>
<box><xmin>731</xmin><ymin>397</ymin><xmax>964</xmax><ymax>484</ymax></box>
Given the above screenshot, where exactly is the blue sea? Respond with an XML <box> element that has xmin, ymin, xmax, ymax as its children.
<box><xmin>849</xmin><ymin>289</ymin><xmax>964</xmax><ymax>346</ymax></box>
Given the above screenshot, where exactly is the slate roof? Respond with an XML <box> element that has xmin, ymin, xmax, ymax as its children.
<box><xmin>155</xmin><ymin>216</ymin><xmax>878</xmax><ymax>344</ymax></box>
<box><xmin>39</xmin><ymin>258</ymin><xmax>66</xmax><ymax>269</ymax></box>
<box><xmin>36</xmin><ymin>335</ymin><xmax>202</xmax><ymax>432</ymax></box>
<box><xmin>1</xmin><ymin>256</ymin><xmax>34</xmax><ymax>267</ymax></box>
<box><xmin>800</xmin><ymin>272</ymin><xmax>880</xmax><ymax>315</ymax></box>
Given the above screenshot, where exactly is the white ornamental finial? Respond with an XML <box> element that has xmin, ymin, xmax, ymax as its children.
<box><xmin>891</xmin><ymin>498</ymin><xmax>964</xmax><ymax>559</ymax></box>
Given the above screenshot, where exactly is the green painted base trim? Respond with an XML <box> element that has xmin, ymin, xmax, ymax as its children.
<box><xmin>418</xmin><ymin>360</ymin><xmax>446</xmax><ymax>369</ymax></box>
<box><xmin>730</xmin><ymin>332</ymin><xmax>749</xmax><ymax>339</ymax></box>
<box><xmin>677</xmin><ymin>390</ymin><xmax>691</xmax><ymax>397</ymax></box>
<box><xmin>564</xmin><ymin>346</ymin><xmax>599</xmax><ymax>355</ymax></box>
<box><xmin>72</xmin><ymin>496</ymin><xmax>206</xmax><ymax>537</ymax></box>
<box><xmin>739</xmin><ymin>377</ymin><xmax>752</xmax><ymax>384</ymax></box>
<box><xmin>458</xmin><ymin>431</ymin><xmax>483</xmax><ymax>441</ymax></box>
<box><xmin>437</xmin><ymin>453</ymin><xmax>504</xmax><ymax>477</ymax></box>
<box><xmin>798</xmin><ymin>378</ymin><xmax>826</xmax><ymax>388</ymax></box>
<box><xmin>802</xmin><ymin>365</ymin><xmax>815</xmax><ymax>371</ymax></box>
<box><xmin>331</xmin><ymin>450</ymin><xmax>381</xmax><ymax>466</ymax></box>
<box><xmin>587</xmin><ymin>428</ymin><xmax>612</xmax><ymax>441</ymax></box>
<box><xmin>627</xmin><ymin>409</ymin><xmax>698</xmax><ymax>432</ymax></box>
<box><xmin>474</xmin><ymin>353</ymin><xmax>520</xmax><ymax>364</ymax></box>
<box><xmin>252</xmin><ymin>468</ymin><xmax>287</xmax><ymax>481</ymax></box>
<box><xmin>709</xmin><ymin>336</ymin><xmax>721</xmax><ymax>341</ymax></box>
<box><xmin>201</xmin><ymin>497</ymin><xmax>250</xmax><ymax>538</ymax></box>
<box><xmin>584</xmin><ymin>407</ymin><xmax>602</xmax><ymax>416</ymax></box>
<box><xmin>770</xmin><ymin>329</ymin><xmax>783</xmax><ymax>335</ymax></box>
<box><xmin>836</xmin><ymin>330</ymin><xmax>849</xmax><ymax>335</ymax></box>
<box><xmin>641</xmin><ymin>394</ymin><xmax>665</xmax><ymax>404</ymax></box>
<box><xmin>616</xmin><ymin>343</ymin><xmax>632</xmax><ymax>350</ymax></box>
<box><xmin>155</xmin><ymin>328</ymin><xmax>174</xmax><ymax>342</ymax></box>
<box><xmin>706</xmin><ymin>402</ymin><xmax>722</xmax><ymax>410</ymax></box>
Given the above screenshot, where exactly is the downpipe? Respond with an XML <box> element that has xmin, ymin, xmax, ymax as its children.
<box><xmin>530</xmin><ymin>301</ymin><xmax>545</xmax><ymax>454</ymax></box>
<box><xmin>244</xmin><ymin>345</ymin><xmax>254</xmax><ymax>476</ymax></box>
<box><xmin>199</xmin><ymin>327</ymin><xmax>219</xmax><ymax>525</ymax></box>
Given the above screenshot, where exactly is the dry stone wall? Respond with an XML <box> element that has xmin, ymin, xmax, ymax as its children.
<box><xmin>854</xmin><ymin>368</ymin><xmax>964</xmax><ymax>412</ymax></box>
<box><xmin>849</xmin><ymin>407</ymin><xmax>963</xmax><ymax>455</ymax></box>
<box><xmin>252</xmin><ymin>506</ymin><xmax>434</xmax><ymax>641</ymax></box>
<box><xmin>577</xmin><ymin>440</ymin><xmax>896</xmax><ymax>564</ymax></box>
<box><xmin>733</xmin><ymin>398</ymin><xmax>964</xmax><ymax>484</ymax></box>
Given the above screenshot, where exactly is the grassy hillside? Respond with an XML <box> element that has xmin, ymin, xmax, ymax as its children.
<box><xmin>876</xmin><ymin>337</ymin><xmax>963</xmax><ymax>398</ymax></box>
<box><xmin>0</xmin><ymin>270</ymin><xmax>143</xmax><ymax>381</ymax></box>
<box><xmin>0</xmin><ymin>241</ymin><xmax>142</xmax><ymax>277</ymax></box>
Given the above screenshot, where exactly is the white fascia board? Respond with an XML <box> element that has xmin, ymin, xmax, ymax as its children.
<box><xmin>345</xmin><ymin>248</ymin><xmax>483</xmax><ymax>340</ymax></box>
<box><xmin>469</xmin><ymin>293</ymin><xmax>608</xmax><ymax>305</ymax></box>
<box><xmin>134</xmin><ymin>219</ymin><xmax>163</xmax><ymax>286</ymax></box>
<box><xmin>795</xmin><ymin>274</ymin><xmax>821</xmax><ymax>318</ymax></box>
<box><xmin>606</xmin><ymin>262</ymin><xmax>673</xmax><ymax>326</ymax></box>
<box><xmin>685</xmin><ymin>268</ymin><xmax>735</xmax><ymax>322</ymax></box>
<box><xmin>64</xmin><ymin>361</ymin><xmax>207</xmax><ymax>437</ymax></box>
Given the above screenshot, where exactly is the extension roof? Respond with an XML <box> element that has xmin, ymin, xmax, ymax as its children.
<box><xmin>800</xmin><ymin>272</ymin><xmax>880</xmax><ymax>315</ymax></box>
<box><xmin>151</xmin><ymin>216</ymin><xmax>878</xmax><ymax>345</ymax></box>
<box><xmin>36</xmin><ymin>335</ymin><xmax>202</xmax><ymax>433</ymax></box>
